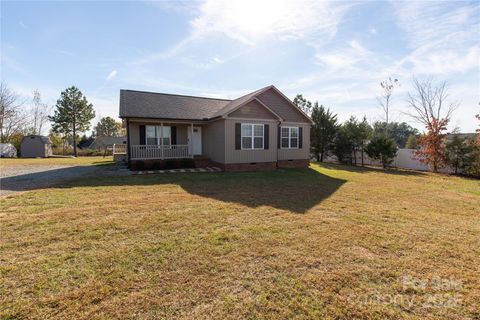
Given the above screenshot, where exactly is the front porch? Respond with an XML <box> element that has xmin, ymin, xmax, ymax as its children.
<box><xmin>130</xmin><ymin>144</ymin><xmax>190</xmax><ymax>160</ymax></box>
<box><xmin>125</xmin><ymin>121</ymin><xmax>203</xmax><ymax>161</ymax></box>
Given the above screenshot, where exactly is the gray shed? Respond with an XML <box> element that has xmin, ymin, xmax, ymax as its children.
<box><xmin>21</xmin><ymin>135</ymin><xmax>52</xmax><ymax>158</ymax></box>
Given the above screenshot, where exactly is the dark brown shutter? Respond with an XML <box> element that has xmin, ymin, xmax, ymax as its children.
<box><xmin>171</xmin><ymin>126</ymin><xmax>177</xmax><ymax>145</ymax></box>
<box><xmin>139</xmin><ymin>125</ymin><xmax>146</xmax><ymax>145</ymax></box>
<box><xmin>235</xmin><ymin>123</ymin><xmax>241</xmax><ymax>150</ymax></box>
<box><xmin>277</xmin><ymin>126</ymin><xmax>281</xmax><ymax>148</ymax></box>
<box><xmin>264</xmin><ymin>124</ymin><xmax>269</xmax><ymax>149</ymax></box>
<box><xmin>299</xmin><ymin>127</ymin><xmax>303</xmax><ymax>149</ymax></box>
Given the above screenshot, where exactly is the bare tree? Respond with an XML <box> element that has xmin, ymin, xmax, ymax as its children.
<box><xmin>405</xmin><ymin>78</ymin><xmax>457</xmax><ymax>172</ymax></box>
<box><xmin>376</xmin><ymin>77</ymin><xmax>399</xmax><ymax>124</ymax></box>
<box><xmin>0</xmin><ymin>82</ymin><xmax>27</xmax><ymax>143</ymax></box>
<box><xmin>406</xmin><ymin>78</ymin><xmax>456</xmax><ymax>130</ymax></box>
<box><xmin>31</xmin><ymin>90</ymin><xmax>51</xmax><ymax>135</ymax></box>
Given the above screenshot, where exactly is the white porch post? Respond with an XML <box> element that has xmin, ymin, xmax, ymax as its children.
<box><xmin>190</xmin><ymin>123</ymin><xmax>194</xmax><ymax>158</ymax></box>
<box><xmin>160</xmin><ymin>122</ymin><xmax>164</xmax><ymax>159</ymax></box>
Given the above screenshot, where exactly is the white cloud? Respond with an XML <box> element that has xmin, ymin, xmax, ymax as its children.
<box><xmin>369</xmin><ymin>27</ymin><xmax>377</xmax><ymax>35</ymax></box>
<box><xmin>393</xmin><ymin>1</ymin><xmax>477</xmax><ymax>48</ymax></box>
<box><xmin>134</xmin><ymin>0</ymin><xmax>352</xmax><ymax>66</ymax></box>
<box><xmin>190</xmin><ymin>0</ymin><xmax>352</xmax><ymax>45</ymax></box>
<box><xmin>18</xmin><ymin>20</ymin><xmax>27</xmax><ymax>29</ymax></box>
<box><xmin>315</xmin><ymin>39</ymin><xmax>372</xmax><ymax>71</ymax></box>
<box><xmin>106</xmin><ymin>70</ymin><xmax>117</xmax><ymax>81</ymax></box>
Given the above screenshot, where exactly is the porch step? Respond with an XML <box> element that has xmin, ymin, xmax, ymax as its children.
<box><xmin>193</xmin><ymin>155</ymin><xmax>215</xmax><ymax>168</ymax></box>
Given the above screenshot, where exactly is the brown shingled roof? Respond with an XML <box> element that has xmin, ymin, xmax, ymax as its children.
<box><xmin>119</xmin><ymin>89</ymin><xmax>232</xmax><ymax>120</ymax></box>
<box><xmin>119</xmin><ymin>85</ymin><xmax>312</xmax><ymax>123</ymax></box>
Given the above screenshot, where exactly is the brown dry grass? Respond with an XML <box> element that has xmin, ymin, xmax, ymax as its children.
<box><xmin>0</xmin><ymin>163</ymin><xmax>479</xmax><ymax>319</ymax></box>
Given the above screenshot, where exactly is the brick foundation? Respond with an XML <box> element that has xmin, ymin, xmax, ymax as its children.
<box><xmin>277</xmin><ymin>159</ymin><xmax>310</xmax><ymax>168</ymax></box>
<box><xmin>223</xmin><ymin>162</ymin><xmax>277</xmax><ymax>172</ymax></box>
<box><xmin>129</xmin><ymin>159</ymin><xmax>310</xmax><ymax>171</ymax></box>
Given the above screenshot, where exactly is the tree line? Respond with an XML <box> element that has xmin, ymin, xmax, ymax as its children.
<box><xmin>294</xmin><ymin>78</ymin><xmax>480</xmax><ymax>177</ymax></box>
<box><xmin>0</xmin><ymin>83</ymin><xmax>123</xmax><ymax>156</ymax></box>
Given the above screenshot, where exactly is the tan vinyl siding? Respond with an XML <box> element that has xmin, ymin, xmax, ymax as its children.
<box><xmin>257</xmin><ymin>88</ymin><xmax>310</xmax><ymax>123</ymax></box>
<box><xmin>224</xmin><ymin>119</ymin><xmax>277</xmax><ymax>164</ymax></box>
<box><xmin>228</xmin><ymin>100</ymin><xmax>277</xmax><ymax>119</ymax></box>
<box><xmin>129</xmin><ymin>122</ymin><xmax>140</xmax><ymax>145</ymax></box>
<box><xmin>277</xmin><ymin>123</ymin><xmax>310</xmax><ymax>160</ymax></box>
<box><xmin>203</xmin><ymin>119</ymin><xmax>225</xmax><ymax>163</ymax></box>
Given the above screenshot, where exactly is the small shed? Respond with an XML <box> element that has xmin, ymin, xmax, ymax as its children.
<box><xmin>21</xmin><ymin>135</ymin><xmax>52</xmax><ymax>158</ymax></box>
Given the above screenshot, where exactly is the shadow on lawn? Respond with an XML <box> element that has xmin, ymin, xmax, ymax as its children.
<box><xmin>318</xmin><ymin>162</ymin><xmax>426</xmax><ymax>176</ymax></box>
<box><xmin>0</xmin><ymin>162</ymin><xmax>115</xmax><ymax>197</ymax></box>
<box><xmin>1</xmin><ymin>165</ymin><xmax>346</xmax><ymax>213</ymax></box>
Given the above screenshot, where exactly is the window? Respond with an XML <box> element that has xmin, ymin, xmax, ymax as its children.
<box><xmin>281</xmin><ymin>127</ymin><xmax>299</xmax><ymax>149</ymax></box>
<box><xmin>241</xmin><ymin>124</ymin><xmax>264</xmax><ymax>150</ymax></box>
<box><xmin>146</xmin><ymin>125</ymin><xmax>171</xmax><ymax>145</ymax></box>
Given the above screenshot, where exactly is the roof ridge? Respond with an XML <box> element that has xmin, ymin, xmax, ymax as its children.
<box><xmin>228</xmin><ymin>85</ymin><xmax>273</xmax><ymax>102</ymax></box>
<box><xmin>211</xmin><ymin>85</ymin><xmax>274</xmax><ymax>118</ymax></box>
<box><xmin>120</xmin><ymin>89</ymin><xmax>233</xmax><ymax>101</ymax></box>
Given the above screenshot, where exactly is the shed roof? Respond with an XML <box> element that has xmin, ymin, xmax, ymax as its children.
<box><xmin>21</xmin><ymin>135</ymin><xmax>52</xmax><ymax>144</ymax></box>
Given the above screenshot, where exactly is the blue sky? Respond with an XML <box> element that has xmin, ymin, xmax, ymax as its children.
<box><xmin>2</xmin><ymin>0</ymin><xmax>479</xmax><ymax>133</ymax></box>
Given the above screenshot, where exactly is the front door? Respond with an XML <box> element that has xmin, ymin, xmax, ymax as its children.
<box><xmin>188</xmin><ymin>126</ymin><xmax>202</xmax><ymax>155</ymax></box>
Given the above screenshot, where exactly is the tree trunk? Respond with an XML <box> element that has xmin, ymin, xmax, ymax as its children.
<box><xmin>353</xmin><ymin>149</ymin><xmax>357</xmax><ymax>166</ymax></box>
<box><xmin>320</xmin><ymin>151</ymin><xmax>324</xmax><ymax>162</ymax></box>
<box><xmin>361</xmin><ymin>143</ymin><xmax>364</xmax><ymax>167</ymax></box>
<box><xmin>73</xmin><ymin>126</ymin><xmax>77</xmax><ymax>157</ymax></box>
<box><xmin>316</xmin><ymin>153</ymin><xmax>320</xmax><ymax>162</ymax></box>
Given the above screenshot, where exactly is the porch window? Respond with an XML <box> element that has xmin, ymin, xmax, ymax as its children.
<box><xmin>281</xmin><ymin>126</ymin><xmax>299</xmax><ymax>149</ymax></box>
<box><xmin>146</xmin><ymin>125</ymin><xmax>171</xmax><ymax>145</ymax></box>
<box><xmin>241</xmin><ymin>124</ymin><xmax>264</xmax><ymax>150</ymax></box>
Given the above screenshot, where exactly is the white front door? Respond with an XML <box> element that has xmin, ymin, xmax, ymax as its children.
<box><xmin>188</xmin><ymin>126</ymin><xmax>202</xmax><ymax>155</ymax></box>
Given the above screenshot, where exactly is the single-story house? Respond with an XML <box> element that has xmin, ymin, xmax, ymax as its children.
<box><xmin>119</xmin><ymin>85</ymin><xmax>312</xmax><ymax>171</ymax></box>
<box><xmin>20</xmin><ymin>135</ymin><xmax>52</xmax><ymax>158</ymax></box>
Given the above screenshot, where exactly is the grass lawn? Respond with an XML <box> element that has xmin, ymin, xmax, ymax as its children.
<box><xmin>0</xmin><ymin>156</ymin><xmax>113</xmax><ymax>168</ymax></box>
<box><xmin>0</xmin><ymin>163</ymin><xmax>478</xmax><ymax>319</ymax></box>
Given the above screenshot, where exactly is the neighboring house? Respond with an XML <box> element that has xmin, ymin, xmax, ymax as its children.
<box><xmin>78</xmin><ymin>137</ymin><xmax>95</xmax><ymax>149</ymax></box>
<box><xmin>20</xmin><ymin>135</ymin><xmax>52</xmax><ymax>158</ymax></box>
<box><xmin>119</xmin><ymin>85</ymin><xmax>312</xmax><ymax>171</ymax></box>
<box><xmin>88</xmin><ymin>136</ymin><xmax>127</xmax><ymax>150</ymax></box>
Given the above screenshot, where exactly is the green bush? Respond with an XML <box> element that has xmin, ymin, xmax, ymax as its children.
<box><xmin>365</xmin><ymin>135</ymin><xmax>397</xmax><ymax>168</ymax></box>
<box><xmin>135</xmin><ymin>160</ymin><xmax>145</xmax><ymax>171</ymax></box>
<box><xmin>180</xmin><ymin>158</ymin><xmax>195</xmax><ymax>168</ymax></box>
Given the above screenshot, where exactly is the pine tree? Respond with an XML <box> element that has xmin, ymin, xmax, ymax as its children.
<box><xmin>310</xmin><ymin>103</ymin><xmax>338</xmax><ymax>162</ymax></box>
<box><xmin>49</xmin><ymin>86</ymin><xmax>95</xmax><ymax>156</ymax></box>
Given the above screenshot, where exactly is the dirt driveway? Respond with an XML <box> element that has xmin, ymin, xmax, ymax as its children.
<box><xmin>0</xmin><ymin>161</ymin><xmax>117</xmax><ymax>197</ymax></box>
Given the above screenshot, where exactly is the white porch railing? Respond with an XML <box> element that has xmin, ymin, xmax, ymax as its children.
<box><xmin>130</xmin><ymin>144</ymin><xmax>191</xmax><ymax>160</ymax></box>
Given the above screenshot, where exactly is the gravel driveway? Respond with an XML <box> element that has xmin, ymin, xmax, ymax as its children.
<box><xmin>0</xmin><ymin>164</ymin><xmax>113</xmax><ymax>197</ymax></box>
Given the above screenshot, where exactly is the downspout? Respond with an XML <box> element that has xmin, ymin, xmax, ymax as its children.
<box><xmin>126</xmin><ymin>119</ymin><xmax>131</xmax><ymax>168</ymax></box>
<box><xmin>276</xmin><ymin>120</ymin><xmax>281</xmax><ymax>168</ymax></box>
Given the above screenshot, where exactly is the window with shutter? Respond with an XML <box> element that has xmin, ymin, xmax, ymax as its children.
<box><xmin>240</xmin><ymin>124</ymin><xmax>264</xmax><ymax>150</ymax></box>
<box><xmin>280</xmin><ymin>126</ymin><xmax>299</xmax><ymax>149</ymax></box>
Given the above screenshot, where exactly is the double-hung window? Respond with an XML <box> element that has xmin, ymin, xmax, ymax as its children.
<box><xmin>281</xmin><ymin>127</ymin><xmax>299</xmax><ymax>149</ymax></box>
<box><xmin>241</xmin><ymin>124</ymin><xmax>264</xmax><ymax>150</ymax></box>
<box><xmin>146</xmin><ymin>125</ymin><xmax>171</xmax><ymax>145</ymax></box>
